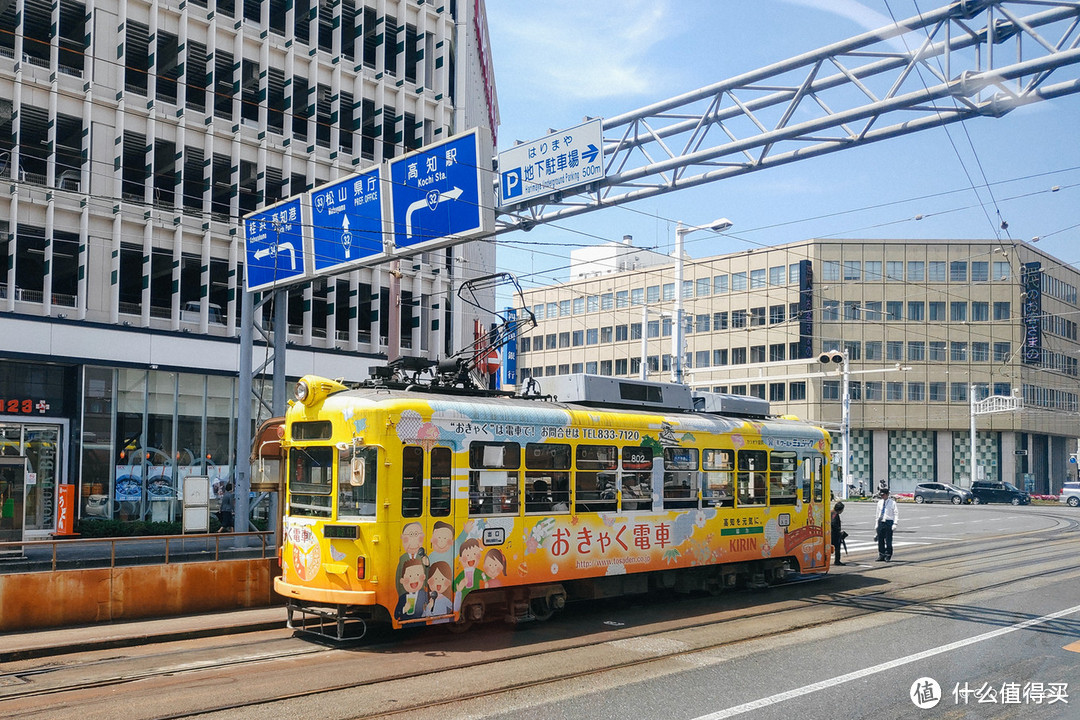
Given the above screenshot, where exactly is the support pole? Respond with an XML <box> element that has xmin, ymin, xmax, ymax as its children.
<box><xmin>970</xmin><ymin>383</ymin><xmax>978</xmax><ymax>486</ymax></box>
<box><xmin>640</xmin><ymin>304</ymin><xmax>648</xmax><ymax>380</ymax></box>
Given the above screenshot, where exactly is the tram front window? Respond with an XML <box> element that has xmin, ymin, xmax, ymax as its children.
<box><xmin>339</xmin><ymin>445</ymin><xmax>378</xmax><ymax>518</ymax></box>
<box><xmin>289</xmin><ymin>446</ymin><xmax>333</xmax><ymax>518</ymax></box>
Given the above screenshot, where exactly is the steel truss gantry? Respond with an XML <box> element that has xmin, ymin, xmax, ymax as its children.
<box><xmin>495</xmin><ymin>0</ymin><xmax>1080</xmax><ymax>232</ymax></box>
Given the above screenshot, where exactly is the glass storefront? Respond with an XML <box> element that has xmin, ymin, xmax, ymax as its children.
<box><xmin>80</xmin><ymin>367</ymin><xmax>240</xmax><ymax>523</ymax></box>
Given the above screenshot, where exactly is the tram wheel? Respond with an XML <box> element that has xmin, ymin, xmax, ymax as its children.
<box><xmin>530</xmin><ymin>596</ymin><xmax>556</xmax><ymax>622</ymax></box>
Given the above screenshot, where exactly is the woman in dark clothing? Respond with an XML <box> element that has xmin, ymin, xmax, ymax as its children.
<box><xmin>831</xmin><ymin>501</ymin><xmax>846</xmax><ymax>566</ymax></box>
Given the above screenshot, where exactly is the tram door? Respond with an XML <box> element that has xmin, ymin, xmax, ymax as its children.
<box><xmin>802</xmin><ymin>451</ymin><xmax>827</xmax><ymax>568</ymax></box>
<box><xmin>426</xmin><ymin>447</ymin><xmax>455</xmax><ymax>618</ymax></box>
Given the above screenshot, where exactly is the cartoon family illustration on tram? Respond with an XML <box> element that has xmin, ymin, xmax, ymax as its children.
<box><xmin>394</xmin><ymin>520</ymin><xmax>507</xmax><ymax>621</ymax></box>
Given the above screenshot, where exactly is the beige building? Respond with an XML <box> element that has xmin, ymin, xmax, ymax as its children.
<box><xmin>516</xmin><ymin>237</ymin><xmax>1080</xmax><ymax>495</ymax></box>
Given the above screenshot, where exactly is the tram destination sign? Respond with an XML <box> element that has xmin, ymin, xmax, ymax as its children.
<box><xmin>497</xmin><ymin>118</ymin><xmax>604</xmax><ymax>208</ymax></box>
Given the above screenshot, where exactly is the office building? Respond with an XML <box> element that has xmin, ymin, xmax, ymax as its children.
<box><xmin>517</xmin><ymin>237</ymin><xmax>1080</xmax><ymax>494</ymax></box>
<box><xmin>0</xmin><ymin>0</ymin><xmax>498</xmax><ymax>537</ymax></box>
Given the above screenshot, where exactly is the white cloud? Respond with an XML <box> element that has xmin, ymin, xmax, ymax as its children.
<box><xmin>490</xmin><ymin>0</ymin><xmax>674</xmax><ymax>100</ymax></box>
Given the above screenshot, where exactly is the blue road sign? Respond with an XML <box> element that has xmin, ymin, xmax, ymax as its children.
<box><xmin>310</xmin><ymin>166</ymin><xmax>384</xmax><ymax>273</ymax></box>
<box><xmin>388</xmin><ymin>130</ymin><xmax>487</xmax><ymax>250</ymax></box>
<box><xmin>244</xmin><ymin>197</ymin><xmax>308</xmax><ymax>293</ymax></box>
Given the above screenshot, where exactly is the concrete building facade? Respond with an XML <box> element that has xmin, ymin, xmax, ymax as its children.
<box><xmin>0</xmin><ymin>0</ymin><xmax>498</xmax><ymax>538</ymax></box>
<box><xmin>517</xmin><ymin>237</ymin><xmax>1080</xmax><ymax>495</ymax></box>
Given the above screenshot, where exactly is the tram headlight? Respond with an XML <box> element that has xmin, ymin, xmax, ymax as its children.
<box><xmin>294</xmin><ymin>379</ymin><xmax>310</xmax><ymax>403</ymax></box>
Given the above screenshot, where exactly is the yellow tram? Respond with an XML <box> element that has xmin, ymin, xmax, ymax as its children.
<box><xmin>271</xmin><ymin>372</ymin><xmax>833</xmax><ymax>637</ymax></box>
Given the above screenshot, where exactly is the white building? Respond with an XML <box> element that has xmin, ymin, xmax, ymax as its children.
<box><xmin>0</xmin><ymin>0</ymin><xmax>498</xmax><ymax>537</ymax></box>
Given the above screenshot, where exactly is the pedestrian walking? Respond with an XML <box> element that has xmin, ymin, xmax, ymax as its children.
<box><xmin>831</xmin><ymin>501</ymin><xmax>847</xmax><ymax>566</ymax></box>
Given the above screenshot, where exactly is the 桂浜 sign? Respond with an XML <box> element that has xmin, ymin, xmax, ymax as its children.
<box><xmin>388</xmin><ymin>128</ymin><xmax>493</xmax><ymax>251</ymax></box>
<box><xmin>497</xmin><ymin>118</ymin><xmax>603</xmax><ymax>208</ymax></box>
<box><xmin>243</xmin><ymin>197</ymin><xmax>309</xmax><ymax>293</ymax></box>
<box><xmin>309</xmin><ymin>165</ymin><xmax>384</xmax><ymax>275</ymax></box>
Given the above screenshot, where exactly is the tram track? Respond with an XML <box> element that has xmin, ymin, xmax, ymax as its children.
<box><xmin>3</xmin><ymin>510</ymin><xmax>1076</xmax><ymax>720</ymax></box>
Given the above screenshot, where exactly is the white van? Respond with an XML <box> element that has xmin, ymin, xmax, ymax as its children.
<box><xmin>180</xmin><ymin>301</ymin><xmax>224</xmax><ymax>324</ymax></box>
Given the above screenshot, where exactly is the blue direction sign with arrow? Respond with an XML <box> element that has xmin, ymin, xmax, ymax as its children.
<box><xmin>310</xmin><ymin>166</ymin><xmax>384</xmax><ymax>274</ymax></box>
<box><xmin>244</xmin><ymin>197</ymin><xmax>309</xmax><ymax>293</ymax></box>
<box><xmin>388</xmin><ymin>128</ymin><xmax>491</xmax><ymax>251</ymax></box>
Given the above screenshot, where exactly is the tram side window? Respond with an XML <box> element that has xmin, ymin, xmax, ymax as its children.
<box><xmin>575</xmin><ymin>445</ymin><xmax>617</xmax><ymax>513</ymax></box>
<box><xmin>737</xmin><ymin>449</ymin><xmax>768</xmax><ymax>507</ymax></box>
<box><xmin>770</xmin><ymin>451</ymin><xmax>798</xmax><ymax>505</ymax></box>
<box><xmin>289</xmin><ymin>445</ymin><xmax>333</xmax><ymax>518</ymax></box>
<box><xmin>468</xmin><ymin>441</ymin><xmax>520</xmax><ymax>516</ymax></box>
<box><xmin>402</xmin><ymin>446</ymin><xmax>423</xmax><ymax>518</ymax></box>
<box><xmin>339</xmin><ymin>445</ymin><xmax>378</xmax><ymax>518</ymax></box>
<box><xmin>430</xmin><ymin>447</ymin><xmax>452</xmax><ymax>517</ymax></box>
<box><xmin>663</xmin><ymin>447</ymin><xmax>699</xmax><ymax>509</ymax></box>
<box><xmin>621</xmin><ymin>446</ymin><xmax>653</xmax><ymax>511</ymax></box>
<box><xmin>525</xmin><ymin>442</ymin><xmax>570</xmax><ymax>513</ymax></box>
<box><xmin>702</xmin><ymin>448</ymin><xmax>735</xmax><ymax>507</ymax></box>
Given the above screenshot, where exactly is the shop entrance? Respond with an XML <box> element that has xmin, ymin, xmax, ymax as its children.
<box><xmin>0</xmin><ymin>422</ymin><xmax>67</xmax><ymax>539</ymax></box>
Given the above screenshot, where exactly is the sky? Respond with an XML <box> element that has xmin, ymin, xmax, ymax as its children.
<box><xmin>483</xmin><ymin>0</ymin><xmax>1080</xmax><ymax>294</ymax></box>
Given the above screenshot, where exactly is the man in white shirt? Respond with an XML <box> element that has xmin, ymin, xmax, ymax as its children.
<box><xmin>875</xmin><ymin>486</ymin><xmax>899</xmax><ymax>561</ymax></box>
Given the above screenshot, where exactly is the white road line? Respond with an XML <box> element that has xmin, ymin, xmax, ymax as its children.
<box><xmin>693</xmin><ymin>603</ymin><xmax>1080</xmax><ymax>720</ymax></box>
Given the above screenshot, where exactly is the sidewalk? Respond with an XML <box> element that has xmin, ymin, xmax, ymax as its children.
<box><xmin>1</xmin><ymin>606</ymin><xmax>288</xmax><ymax>663</ymax></box>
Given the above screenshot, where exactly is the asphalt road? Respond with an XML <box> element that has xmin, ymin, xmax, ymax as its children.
<box><xmin>3</xmin><ymin>503</ymin><xmax>1078</xmax><ymax>720</ymax></box>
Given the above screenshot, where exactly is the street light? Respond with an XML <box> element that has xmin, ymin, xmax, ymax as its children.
<box><xmin>672</xmin><ymin>218</ymin><xmax>733</xmax><ymax>384</ymax></box>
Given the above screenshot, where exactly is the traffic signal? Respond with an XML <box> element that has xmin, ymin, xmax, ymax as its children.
<box><xmin>819</xmin><ymin>350</ymin><xmax>844</xmax><ymax>365</ymax></box>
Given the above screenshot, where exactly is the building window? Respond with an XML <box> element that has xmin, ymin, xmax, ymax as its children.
<box><xmin>993</xmin><ymin>261</ymin><xmax>1010</xmax><ymax>281</ymax></box>
<box><xmin>886</xmin><ymin>261</ymin><xmax>904</xmax><ymax>280</ymax></box>
<box><xmin>714</xmin><ymin>275</ymin><xmax>728</xmax><ymax>294</ymax></box>
<box><xmin>731</xmin><ymin>347</ymin><xmax>747</xmax><ymax>365</ymax></box>
<box><xmin>545</xmin><ymin>334</ymin><xmax>557</xmax><ymax>350</ymax></box>
<box><xmin>886</xmin><ymin>301</ymin><xmax>903</xmax><ymax>321</ymax></box>
<box><xmin>750</xmin><ymin>307</ymin><xmax>766</xmax><ymax>326</ymax></box>
<box><xmin>770</xmin><ymin>305</ymin><xmax>785</xmax><ymax>324</ymax></box>
<box><xmin>993</xmin><ymin>342</ymin><xmax>1010</xmax><ymax>362</ymax></box>
<box><xmin>823</xmin><ymin>380</ymin><xmax>840</xmax><ymax>400</ymax></box>
<box><xmin>972</xmin><ymin>302</ymin><xmax>989</xmax><ymax>322</ymax></box>
<box><xmin>951</xmin><ymin>383</ymin><xmax>968</xmax><ymax>402</ymax></box>
<box><xmin>601</xmin><ymin>293</ymin><xmax>613</xmax><ymax>310</ymax></box>
<box><xmin>714</xmin><ymin>312</ymin><xmax>728</xmax><ymax>330</ymax></box>
<box><xmin>586</xmin><ymin>329</ymin><xmax>598</xmax><ymax>345</ymax></box>
<box><xmin>750</xmin><ymin>345</ymin><xmax>765</xmax><ymax>363</ymax></box>
<box><xmin>697</xmin><ymin>277</ymin><xmax>711</xmax><ymax>297</ymax></box>
<box><xmin>615</xmin><ymin>325</ymin><xmax>628</xmax><ymax>342</ymax></box>
<box><xmin>647</xmin><ymin>285</ymin><xmax>659</xmax><ymax>303</ymax></box>
<box><xmin>630</xmin><ymin>323</ymin><xmax>642</xmax><ymax>340</ymax></box>
<box><xmin>560</xmin><ymin>300</ymin><xmax>571</xmax><ymax>316</ymax></box>
<box><xmin>631</xmin><ymin>288</ymin><xmax>644</xmax><ymax>305</ymax></box>
<box><xmin>573</xmin><ymin>297</ymin><xmax>585</xmax><ymax>314</ymax></box>
<box><xmin>732</xmin><ymin>310</ymin><xmax>748</xmax><ymax>328</ymax></box>
<box><xmin>972</xmin><ymin>343</ymin><xmax>990</xmax><ymax>362</ymax></box>
<box><xmin>950</xmin><ymin>302</ymin><xmax>967</xmax><ymax>322</ymax></box>
<box><xmin>887</xmin><ymin>341</ymin><xmax>904</xmax><ymax>361</ymax></box>
<box><xmin>822</xmin><ymin>261</ymin><xmax>841</xmax><ymax>282</ymax></box>
<box><xmin>713</xmin><ymin>349</ymin><xmax>728</xmax><ymax>366</ymax></box>
<box><xmin>930</xmin><ymin>342</ymin><xmax>946</xmax><ymax>362</ymax></box>
<box><xmin>822</xmin><ymin>301</ymin><xmax>839</xmax><ymax>322</ymax></box>
<box><xmin>886</xmin><ymin>382</ymin><xmax>904</xmax><ymax>401</ymax></box>
<box><xmin>844</xmin><ymin>302</ymin><xmax>860</xmax><ymax>321</ymax></box>
<box><xmin>929</xmin><ymin>302</ymin><xmax>946</xmax><ymax>321</ymax></box>
<box><xmin>971</xmin><ymin>261</ymin><xmax>989</xmax><ymax>282</ymax></box>
<box><xmin>928</xmin><ymin>262</ymin><xmax>946</xmax><ymax>282</ymax></box>
<box><xmin>615</xmin><ymin>358</ymin><xmax>628</xmax><ymax>375</ymax></box>
<box><xmin>682</xmin><ymin>280</ymin><xmax>693</xmax><ymax>299</ymax></box>
<box><xmin>907</xmin><ymin>302</ymin><xmax>925</xmax><ymax>321</ymax></box>
<box><xmin>865</xmin><ymin>341</ymin><xmax>882</xmax><ymax>360</ymax></box>
<box><xmin>750</xmin><ymin>269</ymin><xmax>766</xmax><ymax>288</ymax></box>
<box><xmin>907</xmin><ymin>261</ymin><xmax>925</xmax><ymax>281</ymax></box>
<box><xmin>908</xmin><ymin>341</ymin><xmax>925</xmax><ymax>361</ymax></box>
<box><xmin>789</xmin><ymin>382</ymin><xmax>806</xmax><ymax>400</ymax></box>
<box><xmin>769</xmin><ymin>266</ymin><xmax>785</xmax><ymax>286</ymax></box>
<box><xmin>770</xmin><ymin>344</ymin><xmax>785</xmax><ymax>362</ymax></box>
<box><xmin>929</xmin><ymin>382</ymin><xmax>947</xmax><ymax>402</ymax></box>
<box><xmin>843</xmin><ymin>261</ymin><xmax>861</xmax><ymax>280</ymax></box>
<box><xmin>951</xmin><ymin>342</ymin><xmax>967</xmax><ymax>361</ymax></box>
<box><xmin>616</xmin><ymin>291</ymin><xmax>628</xmax><ymax>308</ymax></box>
<box><xmin>950</xmin><ymin>261</ymin><xmax>968</xmax><ymax>282</ymax></box>
<box><xmin>662</xmin><ymin>283</ymin><xmax>674</xmax><ymax>301</ymax></box>
<box><xmin>558</xmin><ymin>332</ymin><xmax>570</xmax><ymax>348</ymax></box>
<box><xmin>572</xmin><ymin>330</ymin><xmax>584</xmax><ymax>346</ymax></box>
<box><xmin>863</xmin><ymin>301</ymin><xmax>882</xmax><ymax>320</ymax></box>
<box><xmin>732</xmin><ymin>272</ymin><xmax>748</xmax><ymax>290</ymax></box>
<box><xmin>865</xmin><ymin>382</ymin><xmax>882</xmax><ymax>401</ymax></box>
<box><xmin>600</xmin><ymin>327</ymin><xmax>613</xmax><ymax>343</ymax></box>
<box><xmin>587</xmin><ymin>295</ymin><xmax>598</xmax><ymax>312</ymax></box>
<box><xmin>994</xmin><ymin>302</ymin><xmax>1011</xmax><ymax>320</ymax></box>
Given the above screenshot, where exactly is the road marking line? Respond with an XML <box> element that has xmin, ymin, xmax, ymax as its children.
<box><xmin>693</xmin><ymin>603</ymin><xmax>1080</xmax><ymax>720</ymax></box>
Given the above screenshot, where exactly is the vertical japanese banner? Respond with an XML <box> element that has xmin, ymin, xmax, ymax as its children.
<box><xmin>56</xmin><ymin>484</ymin><xmax>76</xmax><ymax>535</ymax></box>
<box><xmin>504</xmin><ymin>307</ymin><xmax>518</xmax><ymax>389</ymax></box>
<box><xmin>1021</xmin><ymin>261</ymin><xmax>1042</xmax><ymax>365</ymax></box>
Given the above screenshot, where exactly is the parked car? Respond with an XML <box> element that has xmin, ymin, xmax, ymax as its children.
<box><xmin>913</xmin><ymin>482</ymin><xmax>972</xmax><ymax>505</ymax></box>
<box><xmin>970</xmin><ymin>480</ymin><xmax>1030</xmax><ymax>505</ymax></box>
<box><xmin>1060</xmin><ymin>481</ymin><xmax>1080</xmax><ymax>507</ymax></box>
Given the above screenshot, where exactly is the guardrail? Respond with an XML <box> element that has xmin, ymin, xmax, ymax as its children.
<box><xmin>0</xmin><ymin>531</ymin><xmax>275</xmax><ymax>573</ymax></box>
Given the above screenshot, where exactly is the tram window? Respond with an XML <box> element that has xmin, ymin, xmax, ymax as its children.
<box><xmin>430</xmin><ymin>447</ymin><xmax>452</xmax><ymax>517</ymax></box>
<box><xmin>468</xmin><ymin>441</ymin><xmax>520</xmax><ymax>516</ymax></box>
<box><xmin>621</xmin><ymin>446</ymin><xmax>653</xmax><ymax>511</ymax></box>
<box><xmin>663</xmin><ymin>447</ymin><xmax>699</xmax><ymax>509</ymax></box>
<box><xmin>770</xmin><ymin>451</ymin><xmax>798</xmax><ymax>505</ymax></box>
<box><xmin>736</xmin><ymin>449</ymin><xmax>767</xmax><ymax>507</ymax></box>
<box><xmin>575</xmin><ymin>445</ymin><xmax>617</xmax><ymax>513</ymax></box>
<box><xmin>289</xmin><ymin>445</ymin><xmax>333</xmax><ymax>518</ymax></box>
<box><xmin>339</xmin><ymin>445</ymin><xmax>377</xmax><ymax>518</ymax></box>
<box><xmin>702</xmin><ymin>448</ymin><xmax>735</xmax><ymax>507</ymax></box>
<box><xmin>292</xmin><ymin>420</ymin><xmax>332</xmax><ymax>440</ymax></box>
<box><xmin>525</xmin><ymin>443</ymin><xmax>570</xmax><ymax>513</ymax></box>
<box><xmin>402</xmin><ymin>446</ymin><xmax>423</xmax><ymax>518</ymax></box>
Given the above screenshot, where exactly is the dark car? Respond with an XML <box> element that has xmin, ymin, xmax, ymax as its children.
<box><xmin>913</xmin><ymin>482</ymin><xmax>972</xmax><ymax>505</ymax></box>
<box><xmin>971</xmin><ymin>480</ymin><xmax>1030</xmax><ymax>505</ymax></box>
